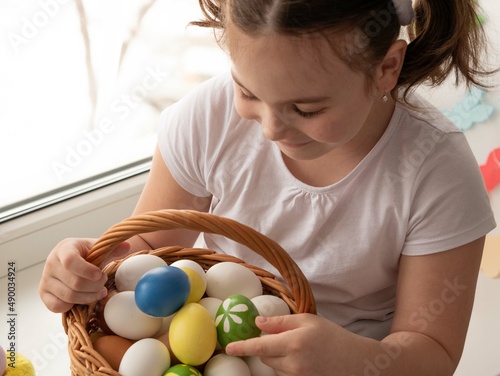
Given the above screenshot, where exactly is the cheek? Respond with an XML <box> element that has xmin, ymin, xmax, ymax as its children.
<box><xmin>234</xmin><ymin>96</ymin><xmax>258</xmax><ymax>121</ymax></box>
<box><xmin>304</xmin><ymin>109</ymin><xmax>368</xmax><ymax>144</ymax></box>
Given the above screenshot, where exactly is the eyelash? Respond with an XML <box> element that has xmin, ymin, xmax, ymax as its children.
<box><xmin>239</xmin><ymin>90</ymin><xmax>323</xmax><ymax>119</ymax></box>
<box><xmin>292</xmin><ymin>105</ymin><xmax>323</xmax><ymax>118</ymax></box>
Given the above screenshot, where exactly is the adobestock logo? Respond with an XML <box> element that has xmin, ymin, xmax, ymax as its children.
<box><xmin>29</xmin><ymin>330</ymin><xmax>67</xmax><ymax>372</ymax></box>
<box><xmin>51</xmin><ymin>64</ymin><xmax>169</xmax><ymax>181</ymax></box>
<box><xmin>409</xmin><ymin>277</ymin><xmax>468</xmax><ymax>331</ymax></box>
<box><xmin>8</xmin><ymin>0</ymin><xmax>71</xmax><ymax>53</ymax></box>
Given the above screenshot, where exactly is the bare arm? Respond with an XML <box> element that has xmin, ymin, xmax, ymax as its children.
<box><xmin>127</xmin><ymin>145</ymin><xmax>212</xmax><ymax>250</ymax></box>
<box><xmin>39</xmin><ymin>145</ymin><xmax>211</xmax><ymax>312</ymax></box>
<box><xmin>379</xmin><ymin>236</ymin><xmax>485</xmax><ymax>374</ymax></box>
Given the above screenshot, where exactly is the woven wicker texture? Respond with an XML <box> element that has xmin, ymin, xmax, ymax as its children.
<box><xmin>63</xmin><ymin>209</ymin><xmax>316</xmax><ymax>375</ymax></box>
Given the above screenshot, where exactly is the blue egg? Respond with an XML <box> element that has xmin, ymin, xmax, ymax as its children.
<box><xmin>135</xmin><ymin>266</ymin><xmax>190</xmax><ymax>317</ymax></box>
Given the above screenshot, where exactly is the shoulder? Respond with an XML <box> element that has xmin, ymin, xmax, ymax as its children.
<box><xmin>388</xmin><ymin>92</ymin><xmax>475</xmax><ymax>176</ymax></box>
<box><xmin>386</xmin><ymin>93</ymin><xmax>495</xmax><ymax>255</ymax></box>
<box><xmin>160</xmin><ymin>71</ymin><xmax>235</xmax><ymax>123</ymax></box>
<box><xmin>158</xmin><ymin>70</ymin><xmax>244</xmax><ymax>151</ymax></box>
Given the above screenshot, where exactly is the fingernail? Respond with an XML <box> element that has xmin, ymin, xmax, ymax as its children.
<box><xmin>256</xmin><ymin>316</ymin><xmax>267</xmax><ymax>324</ymax></box>
<box><xmin>99</xmin><ymin>288</ymin><xmax>108</xmax><ymax>299</ymax></box>
<box><xmin>225</xmin><ymin>344</ymin><xmax>235</xmax><ymax>355</ymax></box>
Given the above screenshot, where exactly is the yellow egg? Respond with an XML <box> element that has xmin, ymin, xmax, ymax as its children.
<box><xmin>180</xmin><ymin>267</ymin><xmax>206</xmax><ymax>304</ymax></box>
<box><xmin>4</xmin><ymin>353</ymin><xmax>35</xmax><ymax>376</ymax></box>
<box><xmin>169</xmin><ymin>303</ymin><xmax>217</xmax><ymax>366</ymax></box>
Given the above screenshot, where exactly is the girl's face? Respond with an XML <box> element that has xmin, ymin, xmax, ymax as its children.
<box><xmin>229</xmin><ymin>28</ymin><xmax>391</xmax><ymax>162</ymax></box>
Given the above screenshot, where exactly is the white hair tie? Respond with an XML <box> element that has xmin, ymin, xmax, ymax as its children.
<box><xmin>392</xmin><ymin>0</ymin><xmax>414</xmax><ymax>26</ymax></box>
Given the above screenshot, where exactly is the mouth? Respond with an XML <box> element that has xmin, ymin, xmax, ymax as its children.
<box><xmin>277</xmin><ymin>140</ymin><xmax>312</xmax><ymax>149</ymax></box>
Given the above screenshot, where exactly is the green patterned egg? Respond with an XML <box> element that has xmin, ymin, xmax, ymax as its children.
<box><xmin>215</xmin><ymin>294</ymin><xmax>261</xmax><ymax>348</ymax></box>
<box><xmin>162</xmin><ymin>364</ymin><xmax>202</xmax><ymax>376</ymax></box>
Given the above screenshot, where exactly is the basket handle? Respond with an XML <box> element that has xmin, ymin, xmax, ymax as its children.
<box><xmin>87</xmin><ymin>209</ymin><xmax>316</xmax><ymax>314</ymax></box>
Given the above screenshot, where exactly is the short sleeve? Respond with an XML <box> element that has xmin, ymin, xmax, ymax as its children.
<box><xmin>402</xmin><ymin>131</ymin><xmax>496</xmax><ymax>255</ymax></box>
<box><xmin>157</xmin><ymin>73</ymin><xmax>234</xmax><ymax>198</ymax></box>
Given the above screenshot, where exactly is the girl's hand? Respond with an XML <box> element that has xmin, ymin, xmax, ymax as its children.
<box><xmin>38</xmin><ymin>238</ymin><xmax>130</xmax><ymax>313</ymax></box>
<box><xmin>226</xmin><ymin>313</ymin><xmax>354</xmax><ymax>375</ymax></box>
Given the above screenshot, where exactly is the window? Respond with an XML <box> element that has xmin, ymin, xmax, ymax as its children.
<box><xmin>0</xmin><ymin>0</ymin><xmax>230</xmax><ymax>222</ymax></box>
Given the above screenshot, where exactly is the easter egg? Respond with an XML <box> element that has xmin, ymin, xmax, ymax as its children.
<box><xmin>104</xmin><ymin>291</ymin><xmax>162</xmax><ymax>340</ymax></box>
<box><xmin>135</xmin><ymin>266</ymin><xmax>190</xmax><ymax>317</ymax></box>
<box><xmin>206</xmin><ymin>262</ymin><xmax>262</xmax><ymax>300</ymax></box>
<box><xmin>169</xmin><ymin>303</ymin><xmax>217</xmax><ymax>366</ymax></box>
<box><xmin>119</xmin><ymin>338</ymin><xmax>170</xmax><ymax>376</ymax></box>
<box><xmin>3</xmin><ymin>353</ymin><xmax>35</xmax><ymax>376</ymax></box>
<box><xmin>156</xmin><ymin>331</ymin><xmax>180</xmax><ymax>365</ymax></box>
<box><xmin>204</xmin><ymin>354</ymin><xmax>251</xmax><ymax>376</ymax></box>
<box><xmin>0</xmin><ymin>345</ymin><xmax>6</xmax><ymax>375</ymax></box>
<box><xmin>95</xmin><ymin>289</ymin><xmax>119</xmax><ymax>334</ymax></box>
<box><xmin>198</xmin><ymin>297</ymin><xmax>223</xmax><ymax>319</ymax></box>
<box><xmin>154</xmin><ymin>314</ymin><xmax>175</xmax><ymax>337</ymax></box>
<box><xmin>245</xmin><ymin>356</ymin><xmax>277</xmax><ymax>376</ymax></box>
<box><xmin>163</xmin><ymin>364</ymin><xmax>203</xmax><ymax>376</ymax></box>
<box><xmin>170</xmin><ymin>259</ymin><xmax>207</xmax><ymax>284</ymax></box>
<box><xmin>93</xmin><ymin>335</ymin><xmax>133</xmax><ymax>371</ymax></box>
<box><xmin>179</xmin><ymin>267</ymin><xmax>206</xmax><ymax>304</ymax></box>
<box><xmin>215</xmin><ymin>294</ymin><xmax>261</xmax><ymax>348</ymax></box>
<box><xmin>251</xmin><ymin>295</ymin><xmax>291</xmax><ymax>317</ymax></box>
<box><xmin>115</xmin><ymin>254</ymin><xmax>167</xmax><ymax>291</ymax></box>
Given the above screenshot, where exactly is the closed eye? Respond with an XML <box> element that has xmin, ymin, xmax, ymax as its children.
<box><xmin>239</xmin><ymin>89</ymin><xmax>258</xmax><ymax>101</ymax></box>
<box><xmin>293</xmin><ymin>105</ymin><xmax>324</xmax><ymax>118</ymax></box>
<box><xmin>239</xmin><ymin>88</ymin><xmax>324</xmax><ymax>118</ymax></box>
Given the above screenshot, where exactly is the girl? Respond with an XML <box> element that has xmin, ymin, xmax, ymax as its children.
<box><xmin>39</xmin><ymin>0</ymin><xmax>496</xmax><ymax>374</ymax></box>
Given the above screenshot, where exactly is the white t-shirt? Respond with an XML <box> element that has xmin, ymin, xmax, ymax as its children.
<box><xmin>158</xmin><ymin>73</ymin><xmax>496</xmax><ymax>339</ymax></box>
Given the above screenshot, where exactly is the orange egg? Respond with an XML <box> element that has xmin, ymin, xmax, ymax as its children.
<box><xmin>156</xmin><ymin>332</ymin><xmax>180</xmax><ymax>365</ymax></box>
<box><xmin>89</xmin><ymin>331</ymin><xmax>106</xmax><ymax>343</ymax></box>
<box><xmin>93</xmin><ymin>335</ymin><xmax>134</xmax><ymax>371</ymax></box>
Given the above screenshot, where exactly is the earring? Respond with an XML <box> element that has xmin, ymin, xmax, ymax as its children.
<box><xmin>382</xmin><ymin>92</ymin><xmax>389</xmax><ymax>103</ymax></box>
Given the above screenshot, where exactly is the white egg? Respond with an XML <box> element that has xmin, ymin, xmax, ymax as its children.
<box><xmin>154</xmin><ymin>314</ymin><xmax>175</xmax><ymax>337</ymax></box>
<box><xmin>204</xmin><ymin>353</ymin><xmax>251</xmax><ymax>376</ymax></box>
<box><xmin>206</xmin><ymin>262</ymin><xmax>262</xmax><ymax>300</ymax></box>
<box><xmin>245</xmin><ymin>356</ymin><xmax>276</xmax><ymax>376</ymax></box>
<box><xmin>251</xmin><ymin>295</ymin><xmax>291</xmax><ymax>317</ymax></box>
<box><xmin>104</xmin><ymin>291</ymin><xmax>162</xmax><ymax>340</ymax></box>
<box><xmin>198</xmin><ymin>297</ymin><xmax>223</xmax><ymax>319</ymax></box>
<box><xmin>119</xmin><ymin>338</ymin><xmax>170</xmax><ymax>376</ymax></box>
<box><xmin>115</xmin><ymin>254</ymin><xmax>167</xmax><ymax>291</ymax></box>
<box><xmin>170</xmin><ymin>259</ymin><xmax>207</xmax><ymax>284</ymax></box>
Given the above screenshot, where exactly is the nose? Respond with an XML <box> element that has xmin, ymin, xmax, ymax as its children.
<box><xmin>260</xmin><ymin>106</ymin><xmax>289</xmax><ymax>141</ymax></box>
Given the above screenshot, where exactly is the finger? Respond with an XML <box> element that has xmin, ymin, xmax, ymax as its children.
<box><xmin>53</xmin><ymin>264</ymin><xmax>108</xmax><ymax>293</ymax></box>
<box><xmin>39</xmin><ymin>276</ymin><xmax>107</xmax><ymax>312</ymax></box>
<box><xmin>225</xmin><ymin>334</ymin><xmax>287</xmax><ymax>358</ymax></box>
<box><xmin>39</xmin><ymin>289</ymin><xmax>74</xmax><ymax>313</ymax></box>
<box><xmin>45</xmin><ymin>245</ymin><xmax>108</xmax><ymax>294</ymax></box>
<box><xmin>255</xmin><ymin>315</ymin><xmax>304</xmax><ymax>334</ymax></box>
<box><xmin>57</xmin><ymin>248</ymin><xmax>105</xmax><ymax>282</ymax></box>
<box><xmin>99</xmin><ymin>241</ymin><xmax>132</xmax><ymax>268</ymax></box>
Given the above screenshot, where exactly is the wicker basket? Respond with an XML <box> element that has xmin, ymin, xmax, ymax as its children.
<box><xmin>62</xmin><ymin>209</ymin><xmax>316</xmax><ymax>376</ymax></box>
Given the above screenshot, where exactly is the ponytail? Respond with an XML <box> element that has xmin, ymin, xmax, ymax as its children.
<box><xmin>400</xmin><ymin>0</ymin><xmax>495</xmax><ymax>97</ymax></box>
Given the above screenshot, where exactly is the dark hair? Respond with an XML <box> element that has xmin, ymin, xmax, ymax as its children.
<box><xmin>191</xmin><ymin>0</ymin><xmax>495</xmax><ymax>101</ymax></box>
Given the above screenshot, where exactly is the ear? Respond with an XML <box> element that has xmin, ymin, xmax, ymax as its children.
<box><xmin>376</xmin><ymin>39</ymin><xmax>407</xmax><ymax>94</ymax></box>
